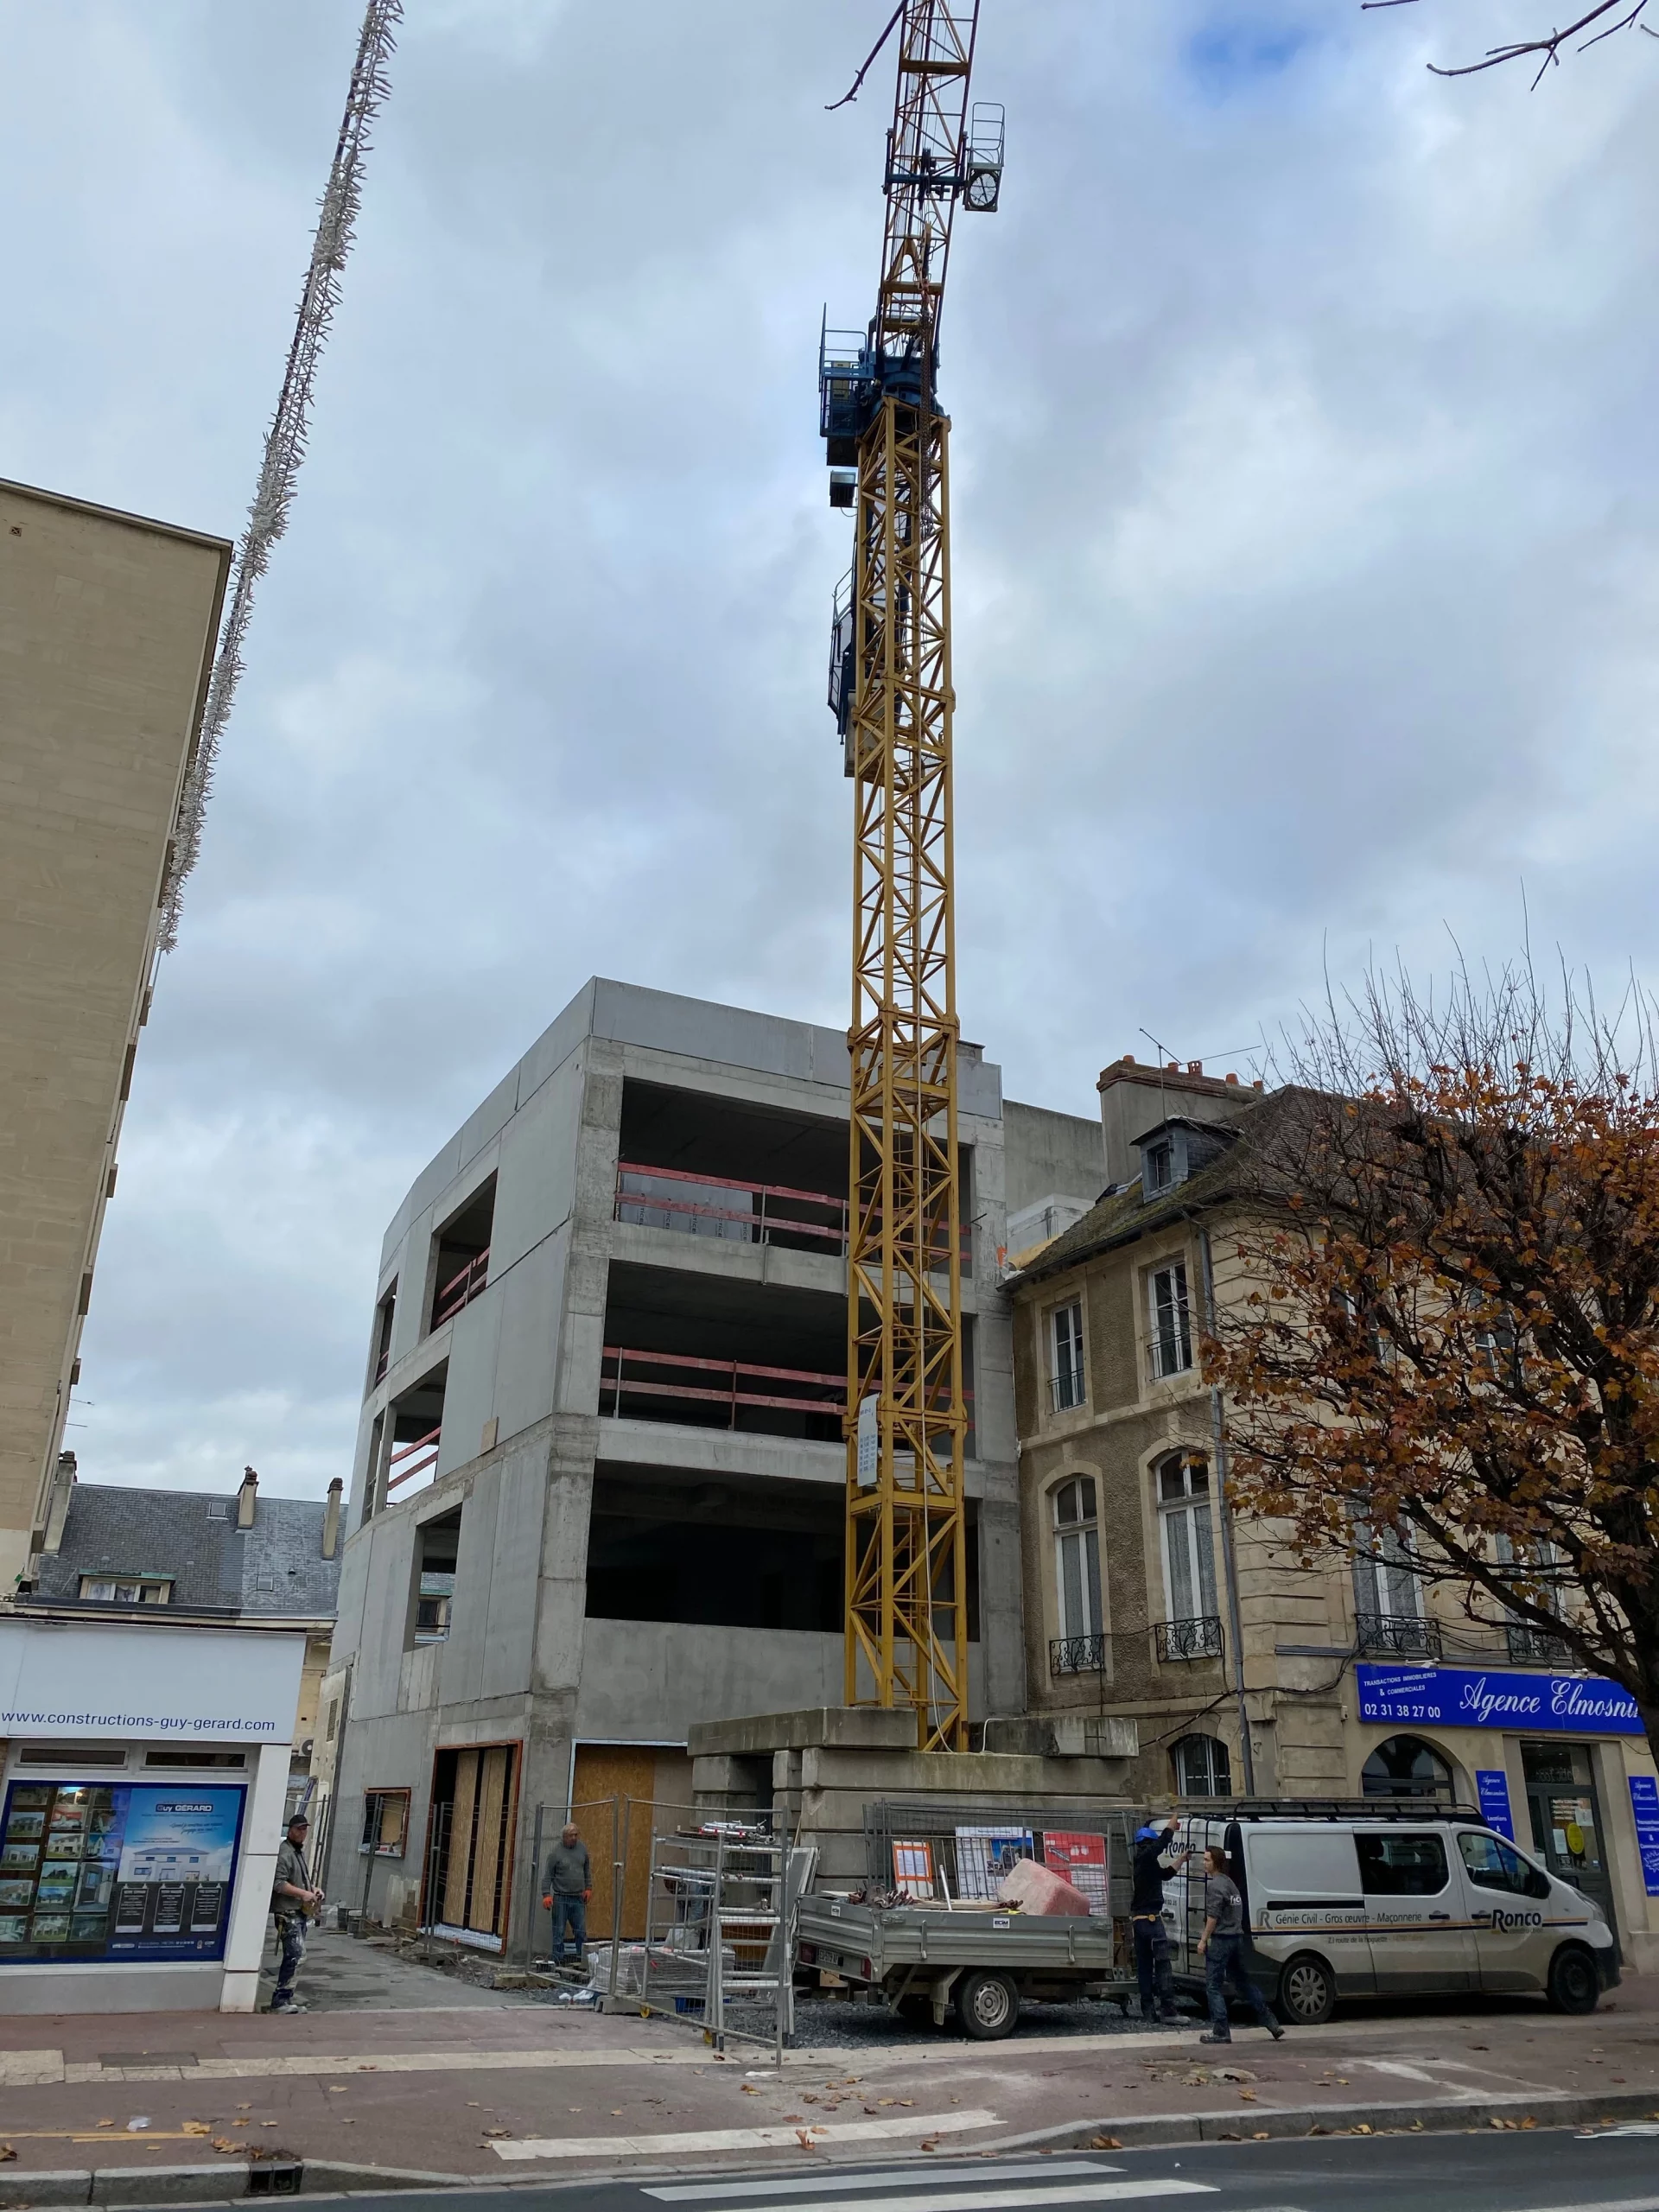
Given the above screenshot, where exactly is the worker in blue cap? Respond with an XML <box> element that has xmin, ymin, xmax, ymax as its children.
<box><xmin>1129</xmin><ymin>1817</ymin><xmax>1192</xmax><ymax>2024</ymax></box>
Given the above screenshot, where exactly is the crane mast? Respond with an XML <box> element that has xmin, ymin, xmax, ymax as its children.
<box><xmin>821</xmin><ymin>3</ymin><xmax>1002</xmax><ymax>1751</ymax></box>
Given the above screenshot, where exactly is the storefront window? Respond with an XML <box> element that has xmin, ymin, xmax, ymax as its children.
<box><xmin>1362</xmin><ymin>1734</ymin><xmax>1452</xmax><ymax>1801</ymax></box>
<box><xmin>0</xmin><ymin>1779</ymin><xmax>245</xmax><ymax>1964</ymax></box>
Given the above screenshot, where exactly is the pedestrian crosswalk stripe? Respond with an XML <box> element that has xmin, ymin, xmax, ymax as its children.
<box><xmin>492</xmin><ymin>2110</ymin><xmax>1001</xmax><ymax>2161</ymax></box>
<box><xmin>647</xmin><ymin>2163</ymin><xmax>1114</xmax><ymax>2201</ymax></box>
<box><xmin>638</xmin><ymin>2188</ymin><xmax>1214</xmax><ymax>2212</ymax></box>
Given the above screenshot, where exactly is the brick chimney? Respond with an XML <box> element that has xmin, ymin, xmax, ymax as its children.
<box><xmin>321</xmin><ymin>1478</ymin><xmax>343</xmax><ymax>1560</ymax></box>
<box><xmin>236</xmin><ymin>1465</ymin><xmax>258</xmax><ymax>1529</ymax></box>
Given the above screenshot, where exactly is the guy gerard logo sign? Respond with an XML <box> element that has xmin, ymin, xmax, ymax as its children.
<box><xmin>1357</xmin><ymin>1663</ymin><xmax>1643</xmax><ymax>1737</ymax></box>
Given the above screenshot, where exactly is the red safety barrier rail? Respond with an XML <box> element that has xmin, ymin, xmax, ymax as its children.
<box><xmin>601</xmin><ymin>1344</ymin><xmax>846</xmax><ymax>1427</ymax></box>
<box><xmin>615</xmin><ymin>1162</ymin><xmax>848</xmax><ymax>1253</ymax></box>
<box><xmin>386</xmin><ymin>1425</ymin><xmax>441</xmax><ymax>1492</ymax></box>
<box><xmin>433</xmin><ymin>1248</ymin><xmax>489</xmax><ymax>1327</ymax></box>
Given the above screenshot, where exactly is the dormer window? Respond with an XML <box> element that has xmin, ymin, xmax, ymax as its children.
<box><xmin>1143</xmin><ymin>1138</ymin><xmax>1173</xmax><ymax>1195</ymax></box>
<box><xmin>1135</xmin><ymin>1116</ymin><xmax>1237</xmax><ymax>1203</ymax></box>
<box><xmin>79</xmin><ymin>1576</ymin><xmax>170</xmax><ymax>1605</ymax></box>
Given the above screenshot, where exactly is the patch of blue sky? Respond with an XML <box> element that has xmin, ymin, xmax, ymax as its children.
<box><xmin>1184</xmin><ymin>15</ymin><xmax>1316</xmax><ymax>103</ymax></box>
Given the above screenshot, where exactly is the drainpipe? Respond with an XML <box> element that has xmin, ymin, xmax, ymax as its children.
<box><xmin>1197</xmin><ymin>1225</ymin><xmax>1256</xmax><ymax>1796</ymax></box>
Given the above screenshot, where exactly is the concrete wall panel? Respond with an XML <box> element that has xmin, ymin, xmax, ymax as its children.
<box><xmin>437</xmin><ymin>1462</ymin><xmax>500</xmax><ymax>1707</ymax></box>
<box><xmin>493</xmin><ymin>1051</ymin><xmax>582</xmax><ymax>1275</ymax></box>
<box><xmin>435</xmin><ymin>1291</ymin><xmax>502</xmax><ymax>1477</ymax></box>
<box><xmin>574</xmin><ymin>1619</ymin><xmax>842</xmax><ymax>1742</ymax></box>
<box><xmin>1003</xmin><ymin>1099</ymin><xmax>1107</xmax><ymax>1216</ymax></box>
<box><xmin>481</xmin><ymin>1447</ymin><xmax>550</xmax><ymax>1702</ymax></box>
<box><xmin>351</xmin><ymin>1512</ymin><xmax>420</xmax><ymax>1719</ymax></box>
<box><xmin>514</xmin><ymin>982</ymin><xmax>597</xmax><ymax>1110</ymax></box>
<box><xmin>493</xmin><ymin>1230</ymin><xmax>569</xmax><ymax>1444</ymax></box>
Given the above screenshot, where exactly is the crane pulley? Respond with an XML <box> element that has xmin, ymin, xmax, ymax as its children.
<box><xmin>820</xmin><ymin>3</ymin><xmax>1002</xmax><ymax>1751</ymax></box>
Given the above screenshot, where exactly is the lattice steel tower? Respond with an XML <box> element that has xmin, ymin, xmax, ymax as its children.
<box><xmin>820</xmin><ymin>3</ymin><xmax>1002</xmax><ymax>1750</ymax></box>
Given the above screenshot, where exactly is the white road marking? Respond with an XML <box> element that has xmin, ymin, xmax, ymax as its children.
<box><xmin>493</xmin><ymin>2112</ymin><xmax>1003</xmax><ymax>2161</ymax></box>
<box><xmin>648</xmin><ymin>2164</ymin><xmax>1115</xmax><ymax>2201</ymax></box>
<box><xmin>1496</xmin><ymin>2200</ymin><xmax>1659</xmax><ymax>2212</ymax></box>
<box><xmin>638</xmin><ymin>2190</ymin><xmax>1210</xmax><ymax>2212</ymax></box>
<box><xmin>1357</xmin><ymin>2059</ymin><xmax>1484</xmax><ymax>2101</ymax></box>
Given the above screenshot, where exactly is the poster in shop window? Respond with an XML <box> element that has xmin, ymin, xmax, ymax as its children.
<box><xmin>0</xmin><ymin>1782</ymin><xmax>245</xmax><ymax>1963</ymax></box>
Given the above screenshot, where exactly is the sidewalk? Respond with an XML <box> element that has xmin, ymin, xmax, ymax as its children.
<box><xmin>1</xmin><ymin>1943</ymin><xmax>1656</xmax><ymax>2190</ymax></box>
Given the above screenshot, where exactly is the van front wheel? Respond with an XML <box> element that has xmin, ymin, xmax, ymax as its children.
<box><xmin>1276</xmin><ymin>1954</ymin><xmax>1336</xmax><ymax>2026</ymax></box>
<box><xmin>1547</xmin><ymin>1944</ymin><xmax>1600</xmax><ymax>2015</ymax></box>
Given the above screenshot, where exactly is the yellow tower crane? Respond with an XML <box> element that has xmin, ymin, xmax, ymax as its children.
<box><xmin>820</xmin><ymin>3</ymin><xmax>1003</xmax><ymax>1751</ymax></box>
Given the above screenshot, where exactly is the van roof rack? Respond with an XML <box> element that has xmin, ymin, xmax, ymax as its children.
<box><xmin>1216</xmin><ymin>1798</ymin><xmax>1484</xmax><ymax>1823</ymax></box>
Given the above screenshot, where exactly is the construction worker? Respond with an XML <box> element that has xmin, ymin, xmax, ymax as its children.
<box><xmin>269</xmin><ymin>1813</ymin><xmax>323</xmax><ymax>2014</ymax></box>
<box><xmin>1129</xmin><ymin>1817</ymin><xmax>1191</xmax><ymax>2024</ymax></box>
<box><xmin>542</xmin><ymin>1821</ymin><xmax>593</xmax><ymax>1968</ymax></box>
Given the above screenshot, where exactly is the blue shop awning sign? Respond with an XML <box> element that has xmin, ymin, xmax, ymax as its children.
<box><xmin>1357</xmin><ymin>1662</ymin><xmax>1643</xmax><ymax>1736</ymax></box>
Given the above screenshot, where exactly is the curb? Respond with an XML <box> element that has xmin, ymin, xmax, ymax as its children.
<box><xmin>0</xmin><ymin>2162</ymin><xmax>472</xmax><ymax>2209</ymax></box>
<box><xmin>990</xmin><ymin>2086</ymin><xmax>1659</xmax><ymax>2155</ymax></box>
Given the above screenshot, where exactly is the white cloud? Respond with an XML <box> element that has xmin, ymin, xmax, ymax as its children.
<box><xmin>3</xmin><ymin>0</ymin><xmax>1655</xmax><ymax>1491</ymax></box>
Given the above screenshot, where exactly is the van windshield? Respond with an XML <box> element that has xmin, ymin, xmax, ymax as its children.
<box><xmin>1357</xmin><ymin>1832</ymin><xmax>1449</xmax><ymax>1895</ymax></box>
<box><xmin>1459</xmin><ymin>1830</ymin><xmax>1541</xmax><ymax>1895</ymax></box>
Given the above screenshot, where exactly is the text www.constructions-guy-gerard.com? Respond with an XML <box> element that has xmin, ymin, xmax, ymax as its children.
<box><xmin>0</xmin><ymin>1710</ymin><xmax>278</xmax><ymax>1732</ymax></box>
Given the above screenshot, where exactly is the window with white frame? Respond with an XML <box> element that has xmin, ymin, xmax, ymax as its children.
<box><xmin>1354</xmin><ymin>1522</ymin><xmax>1422</xmax><ymax>1620</ymax></box>
<box><xmin>1050</xmin><ymin>1300</ymin><xmax>1085</xmax><ymax>1411</ymax></box>
<box><xmin>1172</xmin><ymin>1732</ymin><xmax>1231</xmax><ymax>1797</ymax></box>
<box><xmin>1147</xmin><ymin>1260</ymin><xmax>1192</xmax><ymax>1378</ymax></box>
<box><xmin>1143</xmin><ymin>1137</ymin><xmax>1173</xmax><ymax>1195</ymax></box>
<box><xmin>1052</xmin><ymin>1476</ymin><xmax>1103</xmax><ymax>1642</ymax></box>
<box><xmin>1157</xmin><ymin>1454</ymin><xmax>1217</xmax><ymax>1628</ymax></box>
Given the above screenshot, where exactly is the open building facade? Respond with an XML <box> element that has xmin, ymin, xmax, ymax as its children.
<box><xmin>319</xmin><ymin>978</ymin><xmax>1104</xmax><ymax>1948</ymax></box>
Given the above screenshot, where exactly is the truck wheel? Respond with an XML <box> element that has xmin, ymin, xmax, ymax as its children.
<box><xmin>1546</xmin><ymin>1944</ymin><xmax>1600</xmax><ymax>2015</ymax></box>
<box><xmin>956</xmin><ymin>1967</ymin><xmax>1020</xmax><ymax>2040</ymax></box>
<box><xmin>1276</xmin><ymin>1953</ymin><xmax>1335</xmax><ymax>2026</ymax></box>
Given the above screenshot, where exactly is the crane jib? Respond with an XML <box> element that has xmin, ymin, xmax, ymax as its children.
<box><xmin>818</xmin><ymin>3</ymin><xmax>1002</xmax><ymax>1754</ymax></box>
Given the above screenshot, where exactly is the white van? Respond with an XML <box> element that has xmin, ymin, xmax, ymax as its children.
<box><xmin>1169</xmin><ymin>1808</ymin><xmax>1619</xmax><ymax>2024</ymax></box>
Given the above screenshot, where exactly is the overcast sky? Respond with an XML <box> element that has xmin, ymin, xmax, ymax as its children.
<box><xmin>3</xmin><ymin>1</ymin><xmax>1656</xmax><ymax>1498</ymax></box>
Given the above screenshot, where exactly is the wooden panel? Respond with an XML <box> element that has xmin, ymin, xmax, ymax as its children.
<box><xmin>572</xmin><ymin>1744</ymin><xmax>658</xmax><ymax>1942</ymax></box>
<box><xmin>469</xmin><ymin>1746</ymin><xmax>510</xmax><ymax>1934</ymax></box>
<box><xmin>443</xmin><ymin>1751</ymin><xmax>478</xmax><ymax>1927</ymax></box>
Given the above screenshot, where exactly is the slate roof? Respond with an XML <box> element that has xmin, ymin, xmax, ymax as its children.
<box><xmin>29</xmin><ymin>1484</ymin><xmax>340</xmax><ymax>1620</ymax></box>
<box><xmin>1010</xmin><ymin>1089</ymin><xmax>1285</xmax><ymax>1287</ymax></box>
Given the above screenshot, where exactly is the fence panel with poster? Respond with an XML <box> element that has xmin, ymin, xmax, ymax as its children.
<box><xmin>867</xmin><ymin>1802</ymin><xmax>1139</xmax><ymax>1920</ymax></box>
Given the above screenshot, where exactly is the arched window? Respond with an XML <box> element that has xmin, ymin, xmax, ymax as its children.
<box><xmin>1362</xmin><ymin>1734</ymin><xmax>1453</xmax><ymax>1801</ymax></box>
<box><xmin>1052</xmin><ymin>1476</ymin><xmax>1102</xmax><ymax>1642</ymax></box>
<box><xmin>1172</xmin><ymin>1734</ymin><xmax>1231</xmax><ymax>1797</ymax></box>
<box><xmin>1156</xmin><ymin>1452</ymin><xmax>1220</xmax><ymax>1653</ymax></box>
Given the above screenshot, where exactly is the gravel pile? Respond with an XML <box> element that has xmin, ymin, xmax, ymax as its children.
<box><xmin>786</xmin><ymin>1993</ymin><xmax>1199</xmax><ymax>2048</ymax></box>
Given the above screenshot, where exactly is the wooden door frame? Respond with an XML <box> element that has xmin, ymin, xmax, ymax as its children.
<box><xmin>424</xmin><ymin>1737</ymin><xmax>524</xmax><ymax>1945</ymax></box>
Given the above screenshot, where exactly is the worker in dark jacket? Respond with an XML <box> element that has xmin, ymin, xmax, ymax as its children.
<box><xmin>542</xmin><ymin>1822</ymin><xmax>593</xmax><ymax>1967</ymax></box>
<box><xmin>1130</xmin><ymin>1818</ymin><xmax>1192</xmax><ymax>2023</ymax></box>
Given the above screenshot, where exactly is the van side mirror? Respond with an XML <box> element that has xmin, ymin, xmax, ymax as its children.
<box><xmin>1525</xmin><ymin>1869</ymin><xmax>1550</xmax><ymax>1899</ymax></box>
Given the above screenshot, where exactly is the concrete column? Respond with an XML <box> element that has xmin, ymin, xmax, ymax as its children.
<box><xmin>220</xmin><ymin>1742</ymin><xmax>291</xmax><ymax>2012</ymax></box>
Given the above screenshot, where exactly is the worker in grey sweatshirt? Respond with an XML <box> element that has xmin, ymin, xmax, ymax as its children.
<box><xmin>543</xmin><ymin>1822</ymin><xmax>593</xmax><ymax>1967</ymax></box>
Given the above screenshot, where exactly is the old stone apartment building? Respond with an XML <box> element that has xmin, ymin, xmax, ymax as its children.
<box><xmin>1007</xmin><ymin>1057</ymin><xmax>1659</xmax><ymax>1972</ymax></box>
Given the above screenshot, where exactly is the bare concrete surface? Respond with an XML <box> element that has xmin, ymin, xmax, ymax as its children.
<box><xmin>254</xmin><ymin>1928</ymin><xmax>537</xmax><ymax>2013</ymax></box>
<box><xmin>0</xmin><ymin>1971</ymin><xmax>1655</xmax><ymax>2192</ymax></box>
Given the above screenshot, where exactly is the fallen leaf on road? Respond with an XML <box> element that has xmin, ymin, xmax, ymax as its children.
<box><xmin>232</xmin><ymin>2120</ymin><xmax>250</xmax><ymax>2128</ymax></box>
<box><xmin>1520</xmin><ymin>2118</ymin><xmax>1537</xmax><ymax>2129</ymax></box>
<box><xmin>211</xmin><ymin>2139</ymin><xmax>242</xmax><ymax>2155</ymax></box>
<box><xmin>611</xmin><ymin>2111</ymin><xmax>623</xmax><ymax>2118</ymax></box>
<box><xmin>183</xmin><ymin>2123</ymin><xmax>213</xmax><ymax>2137</ymax></box>
<box><xmin>262</xmin><ymin>2123</ymin><xmax>279</xmax><ymax>2129</ymax></box>
<box><xmin>482</xmin><ymin>2129</ymin><xmax>511</xmax><ymax>2139</ymax></box>
<box><xmin>899</xmin><ymin>2100</ymin><xmax>914</xmax><ymax>2107</ymax></box>
<box><xmin>1306</xmin><ymin>2125</ymin><xmax>1329</xmax><ymax>2137</ymax></box>
<box><xmin>919</xmin><ymin>2139</ymin><xmax>941</xmax><ymax>2153</ymax></box>
<box><xmin>740</xmin><ymin>2083</ymin><xmax>759</xmax><ymax>2094</ymax></box>
<box><xmin>327</xmin><ymin>2087</ymin><xmax>346</xmax><ymax>2094</ymax></box>
<box><xmin>1238</xmin><ymin>2091</ymin><xmax>1258</xmax><ymax>2103</ymax></box>
<box><xmin>0</xmin><ymin>2146</ymin><xmax>15</xmax><ymax>2164</ymax></box>
<box><xmin>97</xmin><ymin>2120</ymin><xmax>115</xmax><ymax>2128</ymax></box>
<box><xmin>877</xmin><ymin>2097</ymin><xmax>895</xmax><ymax>2107</ymax></box>
<box><xmin>1252</xmin><ymin>2133</ymin><xmax>1270</xmax><ymax>2142</ymax></box>
<box><xmin>1090</xmin><ymin>2136</ymin><xmax>1122</xmax><ymax>2151</ymax></box>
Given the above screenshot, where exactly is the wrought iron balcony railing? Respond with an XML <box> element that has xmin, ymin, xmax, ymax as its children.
<box><xmin>1506</xmin><ymin>1621</ymin><xmax>1573</xmax><ymax>1664</ymax></box>
<box><xmin>1049</xmin><ymin>1633</ymin><xmax>1108</xmax><ymax>1675</ymax></box>
<box><xmin>1049</xmin><ymin>1368</ymin><xmax>1085</xmax><ymax>1413</ymax></box>
<box><xmin>1356</xmin><ymin>1611</ymin><xmax>1442</xmax><ymax>1658</ymax></box>
<box><xmin>1155</xmin><ymin>1614</ymin><xmax>1224</xmax><ymax>1662</ymax></box>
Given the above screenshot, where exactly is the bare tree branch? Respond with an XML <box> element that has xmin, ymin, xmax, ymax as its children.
<box><xmin>1363</xmin><ymin>0</ymin><xmax>1653</xmax><ymax>86</ymax></box>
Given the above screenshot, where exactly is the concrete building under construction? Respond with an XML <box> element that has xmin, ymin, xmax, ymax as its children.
<box><xmin>320</xmin><ymin>978</ymin><xmax>1105</xmax><ymax>1949</ymax></box>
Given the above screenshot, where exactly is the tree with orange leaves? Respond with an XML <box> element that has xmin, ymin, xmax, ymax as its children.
<box><xmin>1207</xmin><ymin>963</ymin><xmax>1659</xmax><ymax>1773</ymax></box>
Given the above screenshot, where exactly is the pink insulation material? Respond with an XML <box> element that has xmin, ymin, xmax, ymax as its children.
<box><xmin>996</xmin><ymin>1856</ymin><xmax>1090</xmax><ymax>1916</ymax></box>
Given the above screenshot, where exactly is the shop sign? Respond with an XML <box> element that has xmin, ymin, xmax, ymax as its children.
<box><xmin>1630</xmin><ymin>1775</ymin><xmax>1659</xmax><ymax>1899</ymax></box>
<box><xmin>0</xmin><ymin>1781</ymin><xmax>246</xmax><ymax>1963</ymax></box>
<box><xmin>1357</xmin><ymin>1663</ymin><xmax>1643</xmax><ymax>1736</ymax></box>
<box><xmin>0</xmin><ymin>1620</ymin><xmax>302</xmax><ymax>1741</ymax></box>
<box><xmin>1475</xmin><ymin>1769</ymin><xmax>1516</xmax><ymax>1840</ymax></box>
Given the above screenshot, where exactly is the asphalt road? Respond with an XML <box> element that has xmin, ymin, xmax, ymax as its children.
<box><xmin>318</xmin><ymin>2126</ymin><xmax>1659</xmax><ymax>2212</ymax></box>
